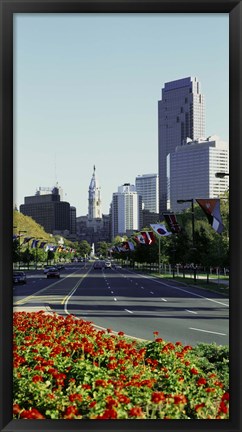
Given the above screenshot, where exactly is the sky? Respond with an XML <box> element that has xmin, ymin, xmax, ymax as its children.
<box><xmin>13</xmin><ymin>13</ymin><xmax>229</xmax><ymax>216</ymax></box>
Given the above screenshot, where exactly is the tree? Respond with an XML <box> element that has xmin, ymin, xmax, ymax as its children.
<box><xmin>77</xmin><ymin>240</ymin><xmax>92</xmax><ymax>257</ymax></box>
<box><xmin>97</xmin><ymin>242</ymin><xmax>110</xmax><ymax>258</ymax></box>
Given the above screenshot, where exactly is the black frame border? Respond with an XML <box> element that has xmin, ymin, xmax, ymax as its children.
<box><xmin>0</xmin><ymin>1</ymin><xmax>241</xmax><ymax>431</ymax></box>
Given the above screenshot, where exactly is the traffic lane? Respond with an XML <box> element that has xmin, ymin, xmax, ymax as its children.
<box><xmin>120</xmin><ymin>267</ymin><xmax>229</xmax><ymax>299</ymax></box>
<box><xmin>13</xmin><ymin>266</ymin><xmax>90</xmax><ymax>308</ymax></box>
<box><xmin>64</xmin><ymin>268</ymin><xmax>229</xmax><ymax>345</ymax></box>
<box><xmin>64</xmin><ymin>295</ymin><xmax>229</xmax><ymax>346</ymax></box>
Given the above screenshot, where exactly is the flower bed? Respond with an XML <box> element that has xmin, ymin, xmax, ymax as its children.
<box><xmin>13</xmin><ymin>311</ymin><xmax>229</xmax><ymax>420</ymax></box>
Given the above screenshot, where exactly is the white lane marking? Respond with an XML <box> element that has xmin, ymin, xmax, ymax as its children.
<box><xmin>125</xmin><ymin>269</ymin><xmax>229</xmax><ymax>307</ymax></box>
<box><xmin>161</xmin><ymin>298</ymin><xmax>167</xmax><ymax>302</ymax></box>
<box><xmin>186</xmin><ymin>309</ymin><xmax>198</xmax><ymax>314</ymax></box>
<box><xmin>150</xmin><ymin>291</ymin><xmax>154</xmax><ymax>294</ymax></box>
<box><xmin>189</xmin><ymin>327</ymin><xmax>226</xmax><ymax>336</ymax></box>
<box><xmin>136</xmin><ymin>283</ymin><xmax>139</xmax><ymax>285</ymax></box>
<box><xmin>13</xmin><ymin>268</ymin><xmax>82</xmax><ymax>306</ymax></box>
<box><xmin>63</xmin><ymin>267</ymin><xmax>93</xmax><ymax>314</ymax></box>
<box><xmin>114</xmin><ymin>298</ymin><xmax>117</xmax><ymax>301</ymax></box>
<box><xmin>124</xmin><ymin>309</ymin><xmax>133</xmax><ymax>314</ymax></box>
<box><xmin>111</xmin><ymin>291</ymin><xmax>114</xmax><ymax>294</ymax></box>
<box><xmin>141</xmin><ymin>287</ymin><xmax>144</xmax><ymax>289</ymax></box>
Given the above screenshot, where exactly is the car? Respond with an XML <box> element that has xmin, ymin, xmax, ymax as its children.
<box><xmin>104</xmin><ymin>261</ymin><xmax>112</xmax><ymax>269</ymax></box>
<box><xmin>13</xmin><ymin>271</ymin><xmax>27</xmax><ymax>284</ymax></box>
<box><xmin>57</xmin><ymin>264</ymin><xmax>65</xmax><ymax>270</ymax></box>
<box><xmin>44</xmin><ymin>265</ymin><xmax>53</xmax><ymax>274</ymax></box>
<box><xmin>46</xmin><ymin>267</ymin><xmax>60</xmax><ymax>278</ymax></box>
<box><xmin>93</xmin><ymin>261</ymin><xmax>103</xmax><ymax>270</ymax></box>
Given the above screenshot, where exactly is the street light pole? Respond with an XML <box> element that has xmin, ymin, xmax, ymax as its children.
<box><xmin>177</xmin><ymin>199</ymin><xmax>196</xmax><ymax>282</ymax></box>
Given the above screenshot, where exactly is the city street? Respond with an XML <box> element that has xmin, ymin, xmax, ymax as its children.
<box><xmin>13</xmin><ymin>262</ymin><xmax>229</xmax><ymax>346</ymax></box>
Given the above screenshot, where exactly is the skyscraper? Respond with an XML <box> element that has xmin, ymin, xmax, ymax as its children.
<box><xmin>20</xmin><ymin>186</ymin><xmax>74</xmax><ymax>235</ymax></box>
<box><xmin>168</xmin><ymin>136</ymin><xmax>229</xmax><ymax>212</ymax></box>
<box><xmin>111</xmin><ymin>183</ymin><xmax>142</xmax><ymax>238</ymax></box>
<box><xmin>135</xmin><ymin>174</ymin><xmax>159</xmax><ymax>213</ymax></box>
<box><xmin>158</xmin><ymin>77</ymin><xmax>205</xmax><ymax>212</ymax></box>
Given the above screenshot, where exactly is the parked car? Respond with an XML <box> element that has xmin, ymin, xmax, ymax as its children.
<box><xmin>46</xmin><ymin>267</ymin><xmax>60</xmax><ymax>278</ymax></box>
<box><xmin>104</xmin><ymin>261</ymin><xmax>112</xmax><ymax>269</ymax></box>
<box><xmin>93</xmin><ymin>261</ymin><xmax>103</xmax><ymax>270</ymax></box>
<box><xmin>13</xmin><ymin>271</ymin><xmax>27</xmax><ymax>284</ymax></box>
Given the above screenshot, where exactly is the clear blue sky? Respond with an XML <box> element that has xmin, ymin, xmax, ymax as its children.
<box><xmin>14</xmin><ymin>13</ymin><xmax>229</xmax><ymax>216</ymax></box>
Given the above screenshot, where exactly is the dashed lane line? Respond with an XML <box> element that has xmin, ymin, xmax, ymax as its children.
<box><xmin>189</xmin><ymin>327</ymin><xmax>226</xmax><ymax>336</ymax></box>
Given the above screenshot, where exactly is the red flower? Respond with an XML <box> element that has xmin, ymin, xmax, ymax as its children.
<box><xmin>218</xmin><ymin>401</ymin><xmax>228</xmax><ymax>414</ymax></box>
<box><xmin>98</xmin><ymin>408</ymin><xmax>117</xmax><ymax>419</ymax></box>
<box><xmin>118</xmin><ymin>331</ymin><xmax>124</xmax><ymax>336</ymax></box>
<box><xmin>197</xmin><ymin>377</ymin><xmax>207</xmax><ymax>386</ymax></box>
<box><xmin>69</xmin><ymin>393</ymin><xmax>83</xmax><ymax>403</ymax></box>
<box><xmin>155</xmin><ymin>338</ymin><xmax>163</xmax><ymax>343</ymax></box>
<box><xmin>20</xmin><ymin>408</ymin><xmax>45</xmax><ymax>419</ymax></box>
<box><xmin>13</xmin><ymin>404</ymin><xmax>21</xmax><ymax>415</ymax></box>
<box><xmin>63</xmin><ymin>405</ymin><xmax>79</xmax><ymax>419</ymax></box>
<box><xmin>222</xmin><ymin>392</ymin><xmax>230</xmax><ymax>401</ymax></box>
<box><xmin>173</xmin><ymin>395</ymin><xmax>187</xmax><ymax>405</ymax></box>
<box><xmin>190</xmin><ymin>367</ymin><xmax>199</xmax><ymax>375</ymax></box>
<box><xmin>32</xmin><ymin>375</ymin><xmax>43</xmax><ymax>383</ymax></box>
<box><xmin>195</xmin><ymin>403</ymin><xmax>205</xmax><ymax>411</ymax></box>
<box><xmin>153</xmin><ymin>331</ymin><xmax>159</xmax><ymax>336</ymax></box>
<box><xmin>106</xmin><ymin>396</ymin><xmax>118</xmax><ymax>409</ymax></box>
<box><xmin>151</xmin><ymin>392</ymin><xmax>165</xmax><ymax>403</ymax></box>
<box><xmin>205</xmin><ymin>387</ymin><xmax>216</xmax><ymax>393</ymax></box>
<box><xmin>89</xmin><ymin>401</ymin><xmax>97</xmax><ymax>408</ymax></box>
<box><xmin>95</xmin><ymin>379</ymin><xmax>107</xmax><ymax>387</ymax></box>
<box><xmin>117</xmin><ymin>394</ymin><xmax>130</xmax><ymax>404</ymax></box>
<box><xmin>129</xmin><ymin>407</ymin><xmax>144</xmax><ymax>417</ymax></box>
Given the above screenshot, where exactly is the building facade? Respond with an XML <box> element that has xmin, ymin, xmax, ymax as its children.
<box><xmin>20</xmin><ymin>187</ymin><xmax>76</xmax><ymax>236</ymax></box>
<box><xmin>76</xmin><ymin>167</ymin><xmax>111</xmax><ymax>246</ymax></box>
<box><xmin>158</xmin><ymin>77</ymin><xmax>205</xmax><ymax>212</ymax></box>
<box><xmin>111</xmin><ymin>183</ymin><xmax>142</xmax><ymax>238</ymax></box>
<box><xmin>135</xmin><ymin>173</ymin><xmax>159</xmax><ymax>213</ymax></box>
<box><xmin>88</xmin><ymin>165</ymin><xmax>102</xmax><ymax>221</ymax></box>
<box><xmin>168</xmin><ymin>135</ymin><xmax>229</xmax><ymax>213</ymax></box>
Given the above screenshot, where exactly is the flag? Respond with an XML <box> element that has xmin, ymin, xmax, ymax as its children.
<box><xmin>163</xmin><ymin>213</ymin><xmax>181</xmax><ymax>233</ymax></box>
<box><xmin>141</xmin><ymin>231</ymin><xmax>156</xmax><ymax>245</ymax></box>
<box><xmin>128</xmin><ymin>241</ymin><xmax>135</xmax><ymax>251</ymax></box>
<box><xmin>150</xmin><ymin>224</ymin><xmax>172</xmax><ymax>237</ymax></box>
<box><xmin>22</xmin><ymin>236</ymin><xmax>34</xmax><ymax>244</ymax></box>
<box><xmin>39</xmin><ymin>241</ymin><xmax>47</xmax><ymax>249</ymax></box>
<box><xmin>133</xmin><ymin>235</ymin><xmax>146</xmax><ymax>245</ymax></box>
<box><xmin>31</xmin><ymin>239</ymin><xmax>40</xmax><ymax>248</ymax></box>
<box><xmin>196</xmin><ymin>199</ymin><xmax>224</xmax><ymax>234</ymax></box>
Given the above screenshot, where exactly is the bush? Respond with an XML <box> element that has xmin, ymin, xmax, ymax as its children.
<box><xmin>13</xmin><ymin>312</ymin><xmax>229</xmax><ymax>420</ymax></box>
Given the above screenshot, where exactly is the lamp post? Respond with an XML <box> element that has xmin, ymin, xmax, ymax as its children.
<box><xmin>177</xmin><ymin>199</ymin><xmax>196</xmax><ymax>282</ymax></box>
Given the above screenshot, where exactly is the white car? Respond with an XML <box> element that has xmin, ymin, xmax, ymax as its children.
<box><xmin>104</xmin><ymin>261</ymin><xmax>112</xmax><ymax>269</ymax></box>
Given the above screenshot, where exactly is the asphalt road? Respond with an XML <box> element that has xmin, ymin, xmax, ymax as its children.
<box><xmin>13</xmin><ymin>262</ymin><xmax>229</xmax><ymax>346</ymax></box>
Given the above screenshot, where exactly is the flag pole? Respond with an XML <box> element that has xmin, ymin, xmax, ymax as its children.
<box><xmin>158</xmin><ymin>236</ymin><xmax>161</xmax><ymax>274</ymax></box>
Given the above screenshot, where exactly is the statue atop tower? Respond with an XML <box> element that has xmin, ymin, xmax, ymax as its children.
<box><xmin>88</xmin><ymin>165</ymin><xmax>102</xmax><ymax>221</ymax></box>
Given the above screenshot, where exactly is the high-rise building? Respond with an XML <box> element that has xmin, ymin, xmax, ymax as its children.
<box><xmin>168</xmin><ymin>135</ymin><xmax>229</xmax><ymax>213</ymax></box>
<box><xmin>20</xmin><ymin>186</ymin><xmax>76</xmax><ymax>236</ymax></box>
<box><xmin>135</xmin><ymin>174</ymin><xmax>159</xmax><ymax>213</ymax></box>
<box><xmin>158</xmin><ymin>77</ymin><xmax>205</xmax><ymax>212</ymax></box>
<box><xmin>111</xmin><ymin>183</ymin><xmax>142</xmax><ymax>238</ymax></box>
